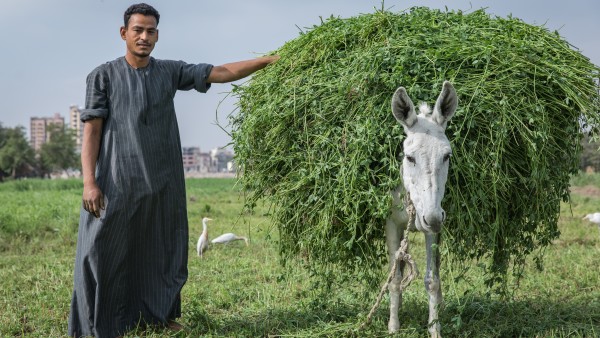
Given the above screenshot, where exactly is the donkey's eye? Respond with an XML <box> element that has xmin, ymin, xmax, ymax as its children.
<box><xmin>405</xmin><ymin>155</ymin><xmax>416</xmax><ymax>164</ymax></box>
<box><xmin>443</xmin><ymin>153</ymin><xmax>451</xmax><ymax>162</ymax></box>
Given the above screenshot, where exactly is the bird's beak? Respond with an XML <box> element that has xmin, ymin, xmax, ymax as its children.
<box><xmin>207</xmin><ymin>218</ymin><xmax>213</xmax><ymax>221</ymax></box>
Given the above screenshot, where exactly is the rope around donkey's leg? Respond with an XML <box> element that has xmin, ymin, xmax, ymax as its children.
<box><xmin>357</xmin><ymin>193</ymin><xmax>419</xmax><ymax>331</ymax></box>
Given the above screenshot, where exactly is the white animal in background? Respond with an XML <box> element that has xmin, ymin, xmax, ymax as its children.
<box><xmin>196</xmin><ymin>217</ymin><xmax>212</xmax><ymax>257</ymax></box>
<box><xmin>211</xmin><ymin>233</ymin><xmax>249</xmax><ymax>246</ymax></box>
<box><xmin>385</xmin><ymin>81</ymin><xmax>458</xmax><ymax>337</ymax></box>
<box><xmin>583</xmin><ymin>212</ymin><xmax>600</xmax><ymax>230</ymax></box>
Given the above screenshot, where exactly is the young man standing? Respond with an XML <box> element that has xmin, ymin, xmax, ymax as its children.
<box><xmin>68</xmin><ymin>3</ymin><xmax>278</xmax><ymax>337</ymax></box>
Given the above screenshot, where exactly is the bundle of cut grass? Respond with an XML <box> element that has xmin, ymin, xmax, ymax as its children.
<box><xmin>230</xmin><ymin>7</ymin><xmax>600</xmax><ymax>292</ymax></box>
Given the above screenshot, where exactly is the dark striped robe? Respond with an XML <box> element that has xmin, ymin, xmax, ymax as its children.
<box><xmin>68</xmin><ymin>57</ymin><xmax>212</xmax><ymax>337</ymax></box>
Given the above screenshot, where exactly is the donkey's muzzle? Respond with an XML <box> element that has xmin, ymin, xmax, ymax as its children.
<box><xmin>422</xmin><ymin>209</ymin><xmax>445</xmax><ymax>233</ymax></box>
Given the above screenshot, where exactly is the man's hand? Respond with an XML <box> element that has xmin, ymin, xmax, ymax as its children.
<box><xmin>83</xmin><ymin>183</ymin><xmax>105</xmax><ymax>218</ymax></box>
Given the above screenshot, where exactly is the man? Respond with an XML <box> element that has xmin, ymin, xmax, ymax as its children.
<box><xmin>68</xmin><ymin>3</ymin><xmax>278</xmax><ymax>337</ymax></box>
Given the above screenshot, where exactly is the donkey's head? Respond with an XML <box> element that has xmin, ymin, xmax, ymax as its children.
<box><xmin>391</xmin><ymin>81</ymin><xmax>458</xmax><ymax>234</ymax></box>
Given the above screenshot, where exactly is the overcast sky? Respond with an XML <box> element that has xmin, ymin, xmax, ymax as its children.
<box><xmin>1</xmin><ymin>0</ymin><xmax>598</xmax><ymax>151</ymax></box>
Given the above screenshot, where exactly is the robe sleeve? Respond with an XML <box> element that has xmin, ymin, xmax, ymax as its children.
<box><xmin>80</xmin><ymin>65</ymin><xmax>109</xmax><ymax>122</ymax></box>
<box><xmin>176</xmin><ymin>61</ymin><xmax>213</xmax><ymax>93</ymax></box>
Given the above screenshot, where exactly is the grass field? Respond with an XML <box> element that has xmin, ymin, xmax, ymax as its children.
<box><xmin>0</xmin><ymin>176</ymin><xmax>598</xmax><ymax>337</ymax></box>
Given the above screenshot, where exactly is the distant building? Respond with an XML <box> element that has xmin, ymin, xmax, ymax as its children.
<box><xmin>198</xmin><ymin>152</ymin><xmax>212</xmax><ymax>172</ymax></box>
<box><xmin>210</xmin><ymin>148</ymin><xmax>235</xmax><ymax>173</ymax></box>
<box><xmin>182</xmin><ymin>147</ymin><xmax>235</xmax><ymax>173</ymax></box>
<box><xmin>30</xmin><ymin>113</ymin><xmax>64</xmax><ymax>151</ymax></box>
<box><xmin>182</xmin><ymin>147</ymin><xmax>203</xmax><ymax>172</ymax></box>
<box><xmin>69</xmin><ymin>105</ymin><xmax>83</xmax><ymax>153</ymax></box>
<box><xmin>227</xmin><ymin>160</ymin><xmax>237</xmax><ymax>173</ymax></box>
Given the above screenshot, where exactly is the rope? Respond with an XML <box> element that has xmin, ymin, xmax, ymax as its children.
<box><xmin>357</xmin><ymin>192</ymin><xmax>419</xmax><ymax>331</ymax></box>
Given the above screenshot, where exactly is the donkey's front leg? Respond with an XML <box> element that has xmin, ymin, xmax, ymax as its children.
<box><xmin>425</xmin><ymin>233</ymin><xmax>442</xmax><ymax>338</ymax></box>
<box><xmin>385</xmin><ymin>217</ymin><xmax>406</xmax><ymax>333</ymax></box>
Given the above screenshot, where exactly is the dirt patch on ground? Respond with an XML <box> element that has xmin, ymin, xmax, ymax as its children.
<box><xmin>570</xmin><ymin>185</ymin><xmax>600</xmax><ymax>198</ymax></box>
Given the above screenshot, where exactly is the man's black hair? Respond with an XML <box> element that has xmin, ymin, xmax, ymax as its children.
<box><xmin>124</xmin><ymin>3</ymin><xmax>160</xmax><ymax>27</ymax></box>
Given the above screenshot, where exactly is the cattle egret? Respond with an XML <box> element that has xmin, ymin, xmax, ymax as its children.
<box><xmin>211</xmin><ymin>233</ymin><xmax>249</xmax><ymax>246</ymax></box>
<box><xmin>196</xmin><ymin>217</ymin><xmax>212</xmax><ymax>257</ymax></box>
<box><xmin>583</xmin><ymin>213</ymin><xmax>600</xmax><ymax>229</ymax></box>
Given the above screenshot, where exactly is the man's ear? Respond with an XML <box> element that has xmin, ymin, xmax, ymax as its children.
<box><xmin>120</xmin><ymin>26</ymin><xmax>127</xmax><ymax>41</ymax></box>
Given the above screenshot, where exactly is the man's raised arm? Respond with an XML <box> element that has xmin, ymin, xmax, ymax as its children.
<box><xmin>207</xmin><ymin>55</ymin><xmax>279</xmax><ymax>83</ymax></box>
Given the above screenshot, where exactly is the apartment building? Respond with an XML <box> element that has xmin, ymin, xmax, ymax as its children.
<box><xmin>182</xmin><ymin>147</ymin><xmax>234</xmax><ymax>173</ymax></box>
<box><xmin>30</xmin><ymin>113</ymin><xmax>64</xmax><ymax>151</ymax></box>
<box><xmin>210</xmin><ymin>148</ymin><xmax>234</xmax><ymax>173</ymax></box>
<box><xmin>69</xmin><ymin>105</ymin><xmax>82</xmax><ymax>153</ymax></box>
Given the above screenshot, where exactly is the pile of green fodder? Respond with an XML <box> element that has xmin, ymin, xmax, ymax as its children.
<box><xmin>230</xmin><ymin>7</ymin><xmax>600</xmax><ymax>292</ymax></box>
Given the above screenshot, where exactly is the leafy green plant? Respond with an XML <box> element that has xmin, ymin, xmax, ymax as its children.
<box><xmin>230</xmin><ymin>7</ymin><xmax>600</xmax><ymax>293</ymax></box>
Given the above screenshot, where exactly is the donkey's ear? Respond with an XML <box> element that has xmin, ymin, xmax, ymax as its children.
<box><xmin>432</xmin><ymin>81</ymin><xmax>458</xmax><ymax>127</ymax></box>
<box><xmin>391</xmin><ymin>87</ymin><xmax>417</xmax><ymax>128</ymax></box>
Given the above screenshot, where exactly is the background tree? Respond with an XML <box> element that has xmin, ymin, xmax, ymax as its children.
<box><xmin>580</xmin><ymin>134</ymin><xmax>600</xmax><ymax>172</ymax></box>
<box><xmin>38</xmin><ymin>123</ymin><xmax>79</xmax><ymax>177</ymax></box>
<box><xmin>0</xmin><ymin>124</ymin><xmax>35</xmax><ymax>179</ymax></box>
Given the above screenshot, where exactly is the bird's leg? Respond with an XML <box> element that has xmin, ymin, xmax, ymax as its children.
<box><xmin>424</xmin><ymin>233</ymin><xmax>442</xmax><ymax>338</ymax></box>
<box><xmin>385</xmin><ymin>217</ymin><xmax>405</xmax><ymax>333</ymax></box>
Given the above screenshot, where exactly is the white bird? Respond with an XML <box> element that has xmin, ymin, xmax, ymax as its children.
<box><xmin>196</xmin><ymin>217</ymin><xmax>212</xmax><ymax>257</ymax></box>
<box><xmin>211</xmin><ymin>233</ymin><xmax>249</xmax><ymax>246</ymax></box>
<box><xmin>583</xmin><ymin>213</ymin><xmax>600</xmax><ymax>229</ymax></box>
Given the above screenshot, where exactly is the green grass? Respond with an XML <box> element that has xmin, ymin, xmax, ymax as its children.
<box><xmin>0</xmin><ymin>176</ymin><xmax>599</xmax><ymax>337</ymax></box>
<box><xmin>569</xmin><ymin>173</ymin><xmax>600</xmax><ymax>188</ymax></box>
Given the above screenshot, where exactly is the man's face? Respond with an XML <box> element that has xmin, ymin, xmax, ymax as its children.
<box><xmin>120</xmin><ymin>14</ymin><xmax>158</xmax><ymax>58</ymax></box>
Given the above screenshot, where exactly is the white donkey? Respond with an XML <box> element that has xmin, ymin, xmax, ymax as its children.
<box><xmin>385</xmin><ymin>81</ymin><xmax>458</xmax><ymax>337</ymax></box>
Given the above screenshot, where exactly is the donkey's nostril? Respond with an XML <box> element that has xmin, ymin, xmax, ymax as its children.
<box><xmin>442</xmin><ymin>211</ymin><xmax>446</xmax><ymax>222</ymax></box>
<box><xmin>422</xmin><ymin>215</ymin><xmax>428</xmax><ymax>226</ymax></box>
